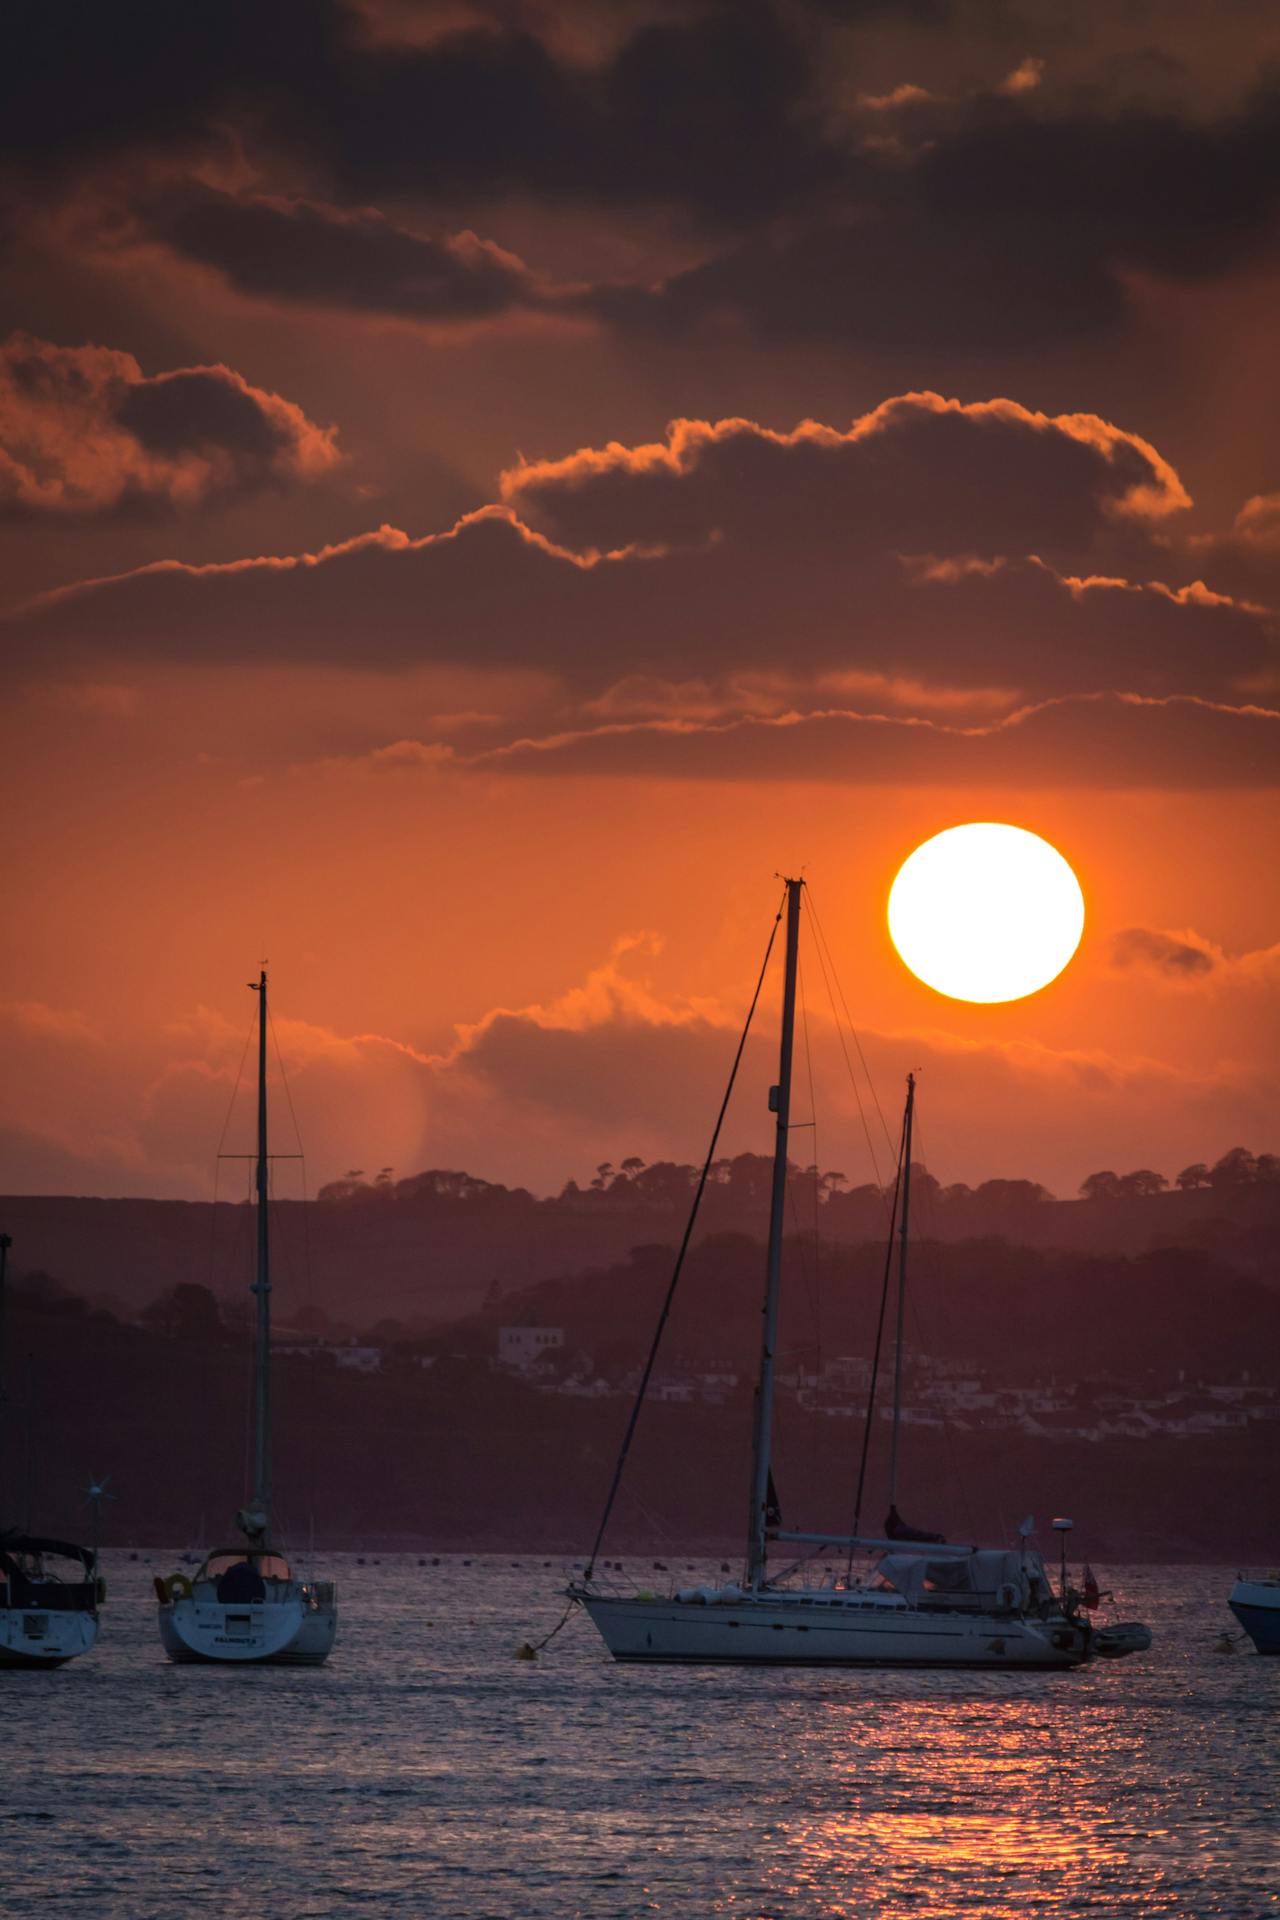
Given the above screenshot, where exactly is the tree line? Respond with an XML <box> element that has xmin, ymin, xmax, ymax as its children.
<box><xmin>1079</xmin><ymin>1147</ymin><xmax>1279</xmax><ymax>1201</ymax></box>
<box><xmin>317</xmin><ymin>1145</ymin><xmax>1277</xmax><ymax>1216</ymax></box>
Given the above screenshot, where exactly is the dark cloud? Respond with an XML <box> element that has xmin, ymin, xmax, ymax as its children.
<box><xmin>501</xmin><ymin>397</ymin><xmax>1190</xmax><ymax>558</ymax></box>
<box><xmin>1</xmin><ymin>1</ymin><xmax>340</xmax><ymax>172</ymax></box>
<box><xmin>0</xmin><ymin>333</ymin><xmax>338</xmax><ymax>518</ymax></box>
<box><xmin>5</xmin><ymin>2</ymin><xmax>832</xmax><ymax>222</ymax></box>
<box><xmin>13</xmin><ymin>1</ymin><xmax>1280</xmax><ymax>367</ymax></box>
<box><xmin>146</xmin><ymin>188</ymin><xmax>553</xmax><ymax>323</ymax></box>
<box><xmin>1109</xmin><ymin>927</ymin><xmax>1217</xmax><ymax>977</ymax></box>
<box><xmin>584</xmin><ymin>83</ymin><xmax>1280</xmax><ymax>348</ymax></box>
<box><xmin>116</xmin><ymin>367</ymin><xmax>299</xmax><ymax>460</ymax></box>
<box><xmin>5</xmin><ymin>399</ymin><xmax>1273</xmax><ymax>713</ymax></box>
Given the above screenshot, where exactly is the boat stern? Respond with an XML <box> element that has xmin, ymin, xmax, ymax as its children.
<box><xmin>0</xmin><ymin>1604</ymin><xmax>99</xmax><ymax>1667</ymax></box>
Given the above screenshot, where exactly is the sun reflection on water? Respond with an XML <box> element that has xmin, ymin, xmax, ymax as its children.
<box><xmin>6</xmin><ymin>1561</ymin><xmax>1276</xmax><ymax>1918</ymax></box>
<box><xmin>767</xmin><ymin>1690</ymin><xmax>1183</xmax><ymax>1916</ymax></box>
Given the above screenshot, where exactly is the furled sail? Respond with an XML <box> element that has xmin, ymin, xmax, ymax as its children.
<box><xmin>884</xmin><ymin>1504</ymin><xmax>945</xmax><ymax>1544</ymax></box>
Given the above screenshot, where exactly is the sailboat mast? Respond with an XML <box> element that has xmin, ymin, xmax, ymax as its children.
<box><xmin>746</xmin><ymin>876</ymin><xmax>802</xmax><ymax>1591</ymax></box>
<box><xmin>250</xmin><ymin>968</ymin><xmax>271</xmax><ymax>1531</ymax></box>
<box><xmin>0</xmin><ymin>1232</ymin><xmax>10</xmax><ymax>1521</ymax></box>
<box><xmin>887</xmin><ymin>1072</ymin><xmax>915</xmax><ymax>1510</ymax></box>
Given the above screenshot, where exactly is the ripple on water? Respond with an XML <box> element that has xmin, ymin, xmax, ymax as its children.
<box><xmin>4</xmin><ymin>1560</ymin><xmax>1277</xmax><ymax>1919</ymax></box>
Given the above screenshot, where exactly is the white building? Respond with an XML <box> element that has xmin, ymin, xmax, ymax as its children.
<box><xmin>334</xmin><ymin>1343</ymin><xmax>383</xmax><ymax>1373</ymax></box>
<box><xmin>498</xmin><ymin>1325</ymin><xmax>565</xmax><ymax>1371</ymax></box>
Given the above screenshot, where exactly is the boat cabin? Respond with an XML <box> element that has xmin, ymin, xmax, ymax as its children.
<box><xmin>0</xmin><ymin>1532</ymin><xmax>99</xmax><ymax>1611</ymax></box>
<box><xmin>872</xmin><ymin>1545</ymin><xmax>1052</xmax><ymax>1612</ymax></box>
<box><xmin>195</xmin><ymin>1548</ymin><xmax>294</xmax><ymax>1602</ymax></box>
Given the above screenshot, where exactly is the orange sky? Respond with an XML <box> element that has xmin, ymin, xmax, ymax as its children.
<box><xmin>2</xmin><ymin>1</ymin><xmax>1277</xmax><ymax>1200</ymax></box>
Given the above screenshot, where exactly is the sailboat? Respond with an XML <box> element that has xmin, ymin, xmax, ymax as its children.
<box><xmin>573</xmin><ymin>878</ymin><xmax>1152</xmax><ymax>1669</ymax></box>
<box><xmin>156</xmin><ymin>971</ymin><xmax>337</xmax><ymax>1665</ymax></box>
<box><xmin>1229</xmin><ymin>1574</ymin><xmax>1280</xmax><ymax>1653</ymax></box>
<box><xmin>0</xmin><ymin>1233</ymin><xmax>103</xmax><ymax>1667</ymax></box>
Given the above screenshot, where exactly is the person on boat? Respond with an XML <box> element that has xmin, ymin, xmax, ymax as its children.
<box><xmin>216</xmin><ymin>1558</ymin><xmax>267</xmax><ymax>1604</ymax></box>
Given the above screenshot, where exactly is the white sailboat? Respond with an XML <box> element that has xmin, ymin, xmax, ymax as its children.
<box><xmin>156</xmin><ymin>970</ymin><xmax>337</xmax><ymax>1666</ymax></box>
<box><xmin>1229</xmin><ymin>1574</ymin><xmax>1280</xmax><ymax>1654</ymax></box>
<box><xmin>0</xmin><ymin>1233</ymin><xmax>103</xmax><ymax>1668</ymax></box>
<box><xmin>573</xmin><ymin>878</ymin><xmax>1151</xmax><ymax>1670</ymax></box>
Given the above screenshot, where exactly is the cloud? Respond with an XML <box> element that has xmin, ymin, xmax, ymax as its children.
<box><xmin>10</xmin><ymin>1</ymin><xmax>1280</xmax><ymax>376</ymax></box>
<box><xmin>13</xmin><ymin>503</ymin><xmax>1264</xmax><ymax>704</ymax></box>
<box><xmin>464</xmin><ymin>692</ymin><xmax>1280</xmax><ymax>788</ymax></box>
<box><xmin>3</xmin><ymin>998</ymin><xmax>104</xmax><ymax>1046</ymax></box>
<box><xmin>0</xmin><ymin>333</ymin><xmax>338</xmax><ymax>518</ymax></box>
<box><xmin>1184</xmin><ymin>493</ymin><xmax>1280</xmax><ymax>617</ymax></box>
<box><xmin>302</xmin><ymin>738</ymin><xmax>457</xmax><ymax>777</ymax></box>
<box><xmin>501</xmin><ymin>395</ymin><xmax>1192</xmax><ymax>551</ymax></box>
<box><xmin>3</xmin><ymin>937</ymin><xmax>1272</xmax><ymax>1202</ymax></box>
<box><xmin>0</xmin><ymin>1123</ymin><xmax>126</xmax><ymax>1197</ymax></box>
<box><xmin>1109</xmin><ymin>926</ymin><xmax>1280</xmax><ymax>985</ymax></box>
<box><xmin>857</xmin><ymin>82</ymin><xmax>935</xmax><ymax>112</ymax></box>
<box><xmin>140</xmin><ymin>187</ymin><xmax>578</xmax><ymax>330</ymax></box>
<box><xmin>572</xmin><ymin>83</ymin><xmax>1280</xmax><ymax>351</ymax></box>
<box><xmin>999</xmin><ymin>56</ymin><xmax>1045</xmax><ymax>96</ymax></box>
<box><xmin>1110</xmin><ymin>927</ymin><xmax>1216</xmax><ymax>979</ymax></box>
<box><xmin>5</xmin><ymin>396</ymin><xmax>1274</xmax><ymax>747</ymax></box>
<box><xmin>3</xmin><ymin>3</ymin><xmax>832</xmax><ymax>223</ymax></box>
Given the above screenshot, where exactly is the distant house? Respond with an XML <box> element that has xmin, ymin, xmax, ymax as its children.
<box><xmin>334</xmin><ymin>1343</ymin><xmax>382</xmax><ymax>1373</ymax></box>
<box><xmin>648</xmin><ymin>1372</ymin><xmax>696</xmax><ymax>1404</ymax></box>
<box><xmin>498</xmin><ymin>1325</ymin><xmax>565</xmax><ymax>1371</ymax></box>
<box><xmin>823</xmin><ymin>1356</ymin><xmax>871</xmax><ymax>1393</ymax></box>
<box><xmin>273</xmin><ymin>1335</ymin><xmax>382</xmax><ymax>1373</ymax></box>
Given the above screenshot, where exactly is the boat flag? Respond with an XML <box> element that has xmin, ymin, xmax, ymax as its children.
<box><xmin>1082</xmin><ymin>1564</ymin><xmax>1101</xmax><ymax>1609</ymax></box>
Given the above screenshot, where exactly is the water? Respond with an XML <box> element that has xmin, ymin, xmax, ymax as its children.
<box><xmin>6</xmin><ymin>1560</ymin><xmax>1276</xmax><ymax>1918</ymax></box>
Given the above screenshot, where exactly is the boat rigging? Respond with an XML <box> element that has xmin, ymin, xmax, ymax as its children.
<box><xmin>571</xmin><ymin>877</ymin><xmax>1153</xmax><ymax>1669</ymax></box>
<box><xmin>155</xmin><ymin>968</ymin><xmax>338</xmax><ymax>1666</ymax></box>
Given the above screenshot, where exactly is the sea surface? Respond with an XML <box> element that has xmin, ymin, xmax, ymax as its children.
<box><xmin>5</xmin><ymin>1557</ymin><xmax>1277</xmax><ymax>1918</ymax></box>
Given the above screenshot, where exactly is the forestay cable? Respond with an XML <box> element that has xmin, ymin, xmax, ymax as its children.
<box><xmin>802</xmin><ymin>887</ymin><xmax>896</xmax><ymax>1196</ymax></box>
<box><xmin>581</xmin><ymin>889</ymin><xmax>787</xmax><ymax>1582</ymax></box>
<box><xmin>849</xmin><ymin>1104</ymin><xmax>907</xmax><ymax>1551</ymax></box>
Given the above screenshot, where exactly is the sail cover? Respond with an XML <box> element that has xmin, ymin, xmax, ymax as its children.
<box><xmin>876</xmin><ymin>1549</ymin><xmax>1026</xmax><ymax>1604</ymax></box>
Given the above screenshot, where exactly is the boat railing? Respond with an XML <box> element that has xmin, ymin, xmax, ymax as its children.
<box><xmin>773</xmin><ymin>1530</ymin><xmax>978</xmax><ymax>1556</ymax></box>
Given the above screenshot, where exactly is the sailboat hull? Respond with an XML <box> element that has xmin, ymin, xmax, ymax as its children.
<box><xmin>579</xmin><ymin>1590</ymin><xmax>1088</xmax><ymax>1670</ymax></box>
<box><xmin>158</xmin><ymin>1594</ymin><xmax>337</xmax><ymax>1665</ymax></box>
<box><xmin>1229</xmin><ymin>1577</ymin><xmax>1280</xmax><ymax>1654</ymax></box>
<box><xmin>0</xmin><ymin>1605</ymin><xmax>99</xmax><ymax>1668</ymax></box>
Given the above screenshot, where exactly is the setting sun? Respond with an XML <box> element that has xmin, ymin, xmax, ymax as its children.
<box><xmin>888</xmin><ymin>822</ymin><xmax>1085</xmax><ymax>1004</ymax></box>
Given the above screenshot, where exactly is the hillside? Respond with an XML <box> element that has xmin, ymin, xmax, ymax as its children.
<box><xmin>2</xmin><ymin>1148</ymin><xmax>1276</xmax><ymax>1327</ymax></box>
<box><xmin>4</xmin><ymin>1283</ymin><xmax>1276</xmax><ymax>1564</ymax></box>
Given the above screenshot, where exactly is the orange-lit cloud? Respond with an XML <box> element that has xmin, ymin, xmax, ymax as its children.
<box><xmin>462</xmin><ymin>693</ymin><xmax>1278</xmax><ymax>788</ymax></box>
<box><xmin>2</xmin><ymin>935</ymin><xmax>1273</xmax><ymax>1202</ymax></box>
<box><xmin>0</xmin><ymin>334</ymin><xmax>338</xmax><ymax>517</ymax></box>
<box><xmin>501</xmin><ymin>394</ymin><xmax>1192</xmax><ymax>543</ymax></box>
<box><xmin>11</xmin><ymin>398</ymin><xmax>1262</xmax><ymax>722</ymax></box>
<box><xmin>2</xmin><ymin>2</ymin><xmax>1278</xmax><ymax>1207</ymax></box>
<box><xmin>1000</xmin><ymin>56</ymin><xmax>1045</xmax><ymax>96</ymax></box>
